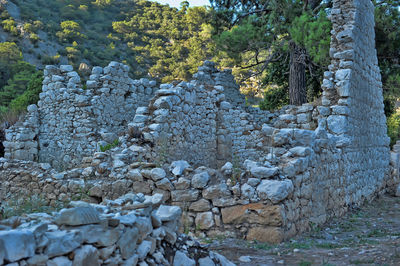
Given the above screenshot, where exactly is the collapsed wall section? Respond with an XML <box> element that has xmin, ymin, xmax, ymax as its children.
<box><xmin>4</xmin><ymin>62</ymin><xmax>158</xmax><ymax>169</ymax></box>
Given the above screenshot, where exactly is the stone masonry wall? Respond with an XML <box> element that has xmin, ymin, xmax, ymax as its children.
<box><xmin>0</xmin><ymin>0</ymin><xmax>394</xmax><ymax>244</ymax></box>
<box><xmin>4</xmin><ymin>62</ymin><xmax>158</xmax><ymax>170</ymax></box>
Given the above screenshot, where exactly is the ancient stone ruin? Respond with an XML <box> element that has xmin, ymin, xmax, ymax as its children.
<box><xmin>1</xmin><ymin>0</ymin><xmax>400</xmax><ymax>265</ymax></box>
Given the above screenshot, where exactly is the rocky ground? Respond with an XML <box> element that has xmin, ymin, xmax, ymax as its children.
<box><xmin>207</xmin><ymin>194</ymin><xmax>400</xmax><ymax>266</ymax></box>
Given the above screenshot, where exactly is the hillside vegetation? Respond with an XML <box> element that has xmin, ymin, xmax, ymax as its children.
<box><xmin>0</xmin><ymin>0</ymin><xmax>214</xmax><ymax>115</ymax></box>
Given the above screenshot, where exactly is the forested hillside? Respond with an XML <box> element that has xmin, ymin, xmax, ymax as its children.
<box><xmin>0</xmin><ymin>0</ymin><xmax>214</xmax><ymax>115</ymax></box>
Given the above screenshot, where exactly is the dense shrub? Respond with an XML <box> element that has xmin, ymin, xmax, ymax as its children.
<box><xmin>259</xmin><ymin>86</ymin><xmax>290</xmax><ymax>111</ymax></box>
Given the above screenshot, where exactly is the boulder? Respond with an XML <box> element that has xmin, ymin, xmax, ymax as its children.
<box><xmin>45</xmin><ymin>231</ymin><xmax>83</xmax><ymax>257</ymax></box>
<box><xmin>221</xmin><ymin>203</ymin><xmax>282</xmax><ymax>226</ymax></box>
<box><xmin>246</xmin><ymin>227</ymin><xmax>284</xmax><ymax>244</ymax></box>
<box><xmin>55</xmin><ymin>207</ymin><xmax>101</xmax><ymax>226</ymax></box>
<box><xmin>0</xmin><ymin>230</ymin><xmax>35</xmax><ymax>262</ymax></box>
<box><xmin>170</xmin><ymin>160</ymin><xmax>190</xmax><ymax>176</ymax></box>
<box><xmin>191</xmin><ymin>172</ymin><xmax>210</xmax><ymax>188</ymax></box>
<box><xmin>195</xmin><ymin>212</ymin><xmax>214</xmax><ymax>230</ymax></box>
<box><xmin>173</xmin><ymin>251</ymin><xmax>195</xmax><ymax>266</ymax></box>
<box><xmin>73</xmin><ymin>245</ymin><xmax>99</xmax><ymax>266</ymax></box>
<box><xmin>155</xmin><ymin>205</ymin><xmax>182</xmax><ymax>222</ymax></box>
<box><xmin>257</xmin><ymin>179</ymin><xmax>294</xmax><ymax>203</ymax></box>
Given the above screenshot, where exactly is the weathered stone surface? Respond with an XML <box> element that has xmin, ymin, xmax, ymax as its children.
<box><xmin>155</xmin><ymin>205</ymin><xmax>182</xmax><ymax>222</ymax></box>
<box><xmin>26</xmin><ymin>255</ymin><xmax>49</xmax><ymax>266</ymax></box>
<box><xmin>171</xmin><ymin>189</ymin><xmax>199</xmax><ymax>202</ymax></box>
<box><xmin>199</xmin><ymin>256</ymin><xmax>216</xmax><ymax>266</ymax></box>
<box><xmin>257</xmin><ymin>179</ymin><xmax>294</xmax><ymax>203</ymax></box>
<box><xmin>73</xmin><ymin>245</ymin><xmax>99</xmax><ymax>266</ymax></box>
<box><xmin>117</xmin><ymin>228</ymin><xmax>139</xmax><ymax>259</ymax></box>
<box><xmin>45</xmin><ymin>231</ymin><xmax>83</xmax><ymax>257</ymax></box>
<box><xmin>189</xmin><ymin>199</ymin><xmax>211</xmax><ymax>212</ymax></box>
<box><xmin>191</xmin><ymin>171</ymin><xmax>210</xmax><ymax>188</ymax></box>
<box><xmin>0</xmin><ymin>230</ymin><xmax>35</xmax><ymax>262</ymax></box>
<box><xmin>221</xmin><ymin>203</ymin><xmax>282</xmax><ymax>226</ymax></box>
<box><xmin>136</xmin><ymin>240</ymin><xmax>152</xmax><ymax>259</ymax></box>
<box><xmin>250</xmin><ymin>166</ymin><xmax>279</xmax><ymax>179</ymax></box>
<box><xmin>203</xmin><ymin>184</ymin><xmax>231</xmax><ymax>199</ymax></box>
<box><xmin>47</xmin><ymin>256</ymin><xmax>72</xmax><ymax>266</ymax></box>
<box><xmin>195</xmin><ymin>212</ymin><xmax>214</xmax><ymax>230</ymax></box>
<box><xmin>79</xmin><ymin>225</ymin><xmax>121</xmax><ymax>247</ymax></box>
<box><xmin>173</xmin><ymin>251</ymin><xmax>195</xmax><ymax>266</ymax></box>
<box><xmin>246</xmin><ymin>227</ymin><xmax>284</xmax><ymax>244</ymax></box>
<box><xmin>55</xmin><ymin>207</ymin><xmax>101</xmax><ymax>226</ymax></box>
<box><xmin>150</xmin><ymin>168</ymin><xmax>166</xmax><ymax>181</ymax></box>
<box><xmin>170</xmin><ymin>161</ymin><xmax>190</xmax><ymax>176</ymax></box>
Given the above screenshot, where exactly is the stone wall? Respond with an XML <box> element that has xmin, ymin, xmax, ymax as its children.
<box><xmin>0</xmin><ymin>0</ymin><xmax>395</xmax><ymax>244</ymax></box>
<box><xmin>4</xmin><ymin>62</ymin><xmax>158</xmax><ymax>170</ymax></box>
<box><xmin>0</xmin><ymin>184</ymin><xmax>233</xmax><ymax>266</ymax></box>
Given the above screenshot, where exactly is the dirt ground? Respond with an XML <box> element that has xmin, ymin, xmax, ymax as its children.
<box><xmin>207</xmin><ymin>194</ymin><xmax>400</xmax><ymax>266</ymax></box>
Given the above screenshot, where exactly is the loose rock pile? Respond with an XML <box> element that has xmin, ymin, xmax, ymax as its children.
<box><xmin>0</xmin><ymin>192</ymin><xmax>234</xmax><ymax>266</ymax></box>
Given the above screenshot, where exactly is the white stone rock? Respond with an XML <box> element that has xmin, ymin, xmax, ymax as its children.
<box><xmin>170</xmin><ymin>160</ymin><xmax>190</xmax><ymax>176</ymax></box>
<box><xmin>173</xmin><ymin>251</ymin><xmax>195</xmax><ymax>266</ymax></box>
<box><xmin>55</xmin><ymin>207</ymin><xmax>100</xmax><ymax>226</ymax></box>
<box><xmin>60</xmin><ymin>65</ymin><xmax>74</xmax><ymax>72</ymax></box>
<box><xmin>47</xmin><ymin>256</ymin><xmax>72</xmax><ymax>266</ymax></box>
<box><xmin>45</xmin><ymin>231</ymin><xmax>83</xmax><ymax>257</ymax></box>
<box><xmin>73</xmin><ymin>245</ymin><xmax>99</xmax><ymax>266</ymax></box>
<box><xmin>155</xmin><ymin>205</ymin><xmax>182</xmax><ymax>222</ymax></box>
<box><xmin>191</xmin><ymin>171</ymin><xmax>210</xmax><ymax>188</ymax></box>
<box><xmin>136</xmin><ymin>240</ymin><xmax>152</xmax><ymax>259</ymax></box>
<box><xmin>0</xmin><ymin>230</ymin><xmax>35</xmax><ymax>262</ymax></box>
<box><xmin>150</xmin><ymin>168</ymin><xmax>166</xmax><ymax>181</ymax></box>
<box><xmin>257</xmin><ymin>179</ymin><xmax>294</xmax><ymax>203</ymax></box>
<box><xmin>327</xmin><ymin>115</ymin><xmax>347</xmax><ymax>135</ymax></box>
<box><xmin>195</xmin><ymin>212</ymin><xmax>214</xmax><ymax>230</ymax></box>
<box><xmin>250</xmin><ymin>166</ymin><xmax>279</xmax><ymax>179</ymax></box>
<box><xmin>221</xmin><ymin>162</ymin><xmax>233</xmax><ymax>175</ymax></box>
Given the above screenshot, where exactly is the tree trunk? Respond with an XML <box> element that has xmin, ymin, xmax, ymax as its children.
<box><xmin>289</xmin><ymin>41</ymin><xmax>307</xmax><ymax>105</ymax></box>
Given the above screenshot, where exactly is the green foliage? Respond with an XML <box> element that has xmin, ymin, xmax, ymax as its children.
<box><xmin>0</xmin><ymin>195</ymin><xmax>64</xmax><ymax>219</ymax></box>
<box><xmin>100</xmin><ymin>139</ymin><xmax>120</xmax><ymax>152</ymax></box>
<box><xmin>0</xmin><ymin>61</ymin><xmax>37</xmax><ymax>107</ymax></box>
<box><xmin>259</xmin><ymin>86</ymin><xmax>290</xmax><ymax>111</ymax></box>
<box><xmin>387</xmin><ymin>110</ymin><xmax>400</xmax><ymax>147</ymax></box>
<box><xmin>211</xmin><ymin>0</ymin><xmax>332</xmax><ymax>105</ymax></box>
<box><xmin>1</xmin><ymin>18</ymin><xmax>19</xmax><ymax>35</ymax></box>
<box><xmin>56</xmin><ymin>20</ymin><xmax>86</xmax><ymax>43</ymax></box>
<box><xmin>112</xmin><ymin>1</ymin><xmax>215</xmax><ymax>81</ymax></box>
<box><xmin>289</xmin><ymin>11</ymin><xmax>331</xmax><ymax>66</ymax></box>
<box><xmin>9</xmin><ymin>72</ymin><xmax>43</xmax><ymax>113</ymax></box>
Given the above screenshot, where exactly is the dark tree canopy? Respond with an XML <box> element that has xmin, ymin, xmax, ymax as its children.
<box><xmin>210</xmin><ymin>0</ymin><xmax>332</xmax><ymax>107</ymax></box>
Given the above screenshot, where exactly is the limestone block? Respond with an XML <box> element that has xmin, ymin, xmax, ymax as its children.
<box><xmin>246</xmin><ymin>227</ymin><xmax>284</xmax><ymax>244</ymax></box>
<box><xmin>327</xmin><ymin>115</ymin><xmax>347</xmax><ymax>135</ymax></box>
<box><xmin>73</xmin><ymin>245</ymin><xmax>99</xmax><ymax>266</ymax></box>
<box><xmin>55</xmin><ymin>207</ymin><xmax>101</xmax><ymax>226</ymax></box>
<box><xmin>117</xmin><ymin>228</ymin><xmax>139</xmax><ymax>259</ymax></box>
<box><xmin>257</xmin><ymin>179</ymin><xmax>294</xmax><ymax>203</ymax></box>
<box><xmin>221</xmin><ymin>203</ymin><xmax>282</xmax><ymax>226</ymax></box>
<box><xmin>189</xmin><ymin>199</ymin><xmax>211</xmax><ymax>212</ymax></box>
<box><xmin>0</xmin><ymin>230</ymin><xmax>35</xmax><ymax>262</ymax></box>
<box><xmin>171</xmin><ymin>189</ymin><xmax>199</xmax><ymax>202</ymax></box>
<box><xmin>45</xmin><ymin>231</ymin><xmax>83</xmax><ymax>257</ymax></box>
<box><xmin>155</xmin><ymin>205</ymin><xmax>182</xmax><ymax>221</ymax></box>
<box><xmin>195</xmin><ymin>212</ymin><xmax>214</xmax><ymax>230</ymax></box>
<box><xmin>191</xmin><ymin>171</ymin><xmax>210</xmax><ymax>188</ymax></box>
<box><xmin>173</xmin><ymin>251</ymin><xmax>195</xmax><ymax>266</ymax></box>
